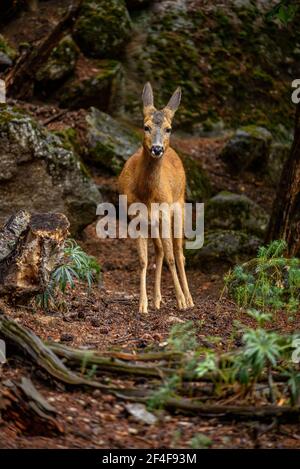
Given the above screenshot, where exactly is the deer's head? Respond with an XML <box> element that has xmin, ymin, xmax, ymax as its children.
<box><xmin>142</xmin><ymin>82</ymin><xmax>181</xmax><ymax>159</ymax></box>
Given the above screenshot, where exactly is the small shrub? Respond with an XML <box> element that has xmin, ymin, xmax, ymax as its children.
<box><xmin>224</xmin><ymin>240</ymin><xmax>300</xmax><ymax>313</ymax></box>
<box><xmin>36</xmin><ymin>238</ymin><xmax>100</xmax><ymax>309</ymax></box>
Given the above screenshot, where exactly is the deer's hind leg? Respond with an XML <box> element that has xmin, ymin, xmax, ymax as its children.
<box><xmin>173</xmin><ymin>235</ymin><xmax>194</xmax><ymax>308</ymax></box>
<box><xmin>152</xmin><ymin>236</ymin><xmax>164</xmax><ymax>309</ymax></box>
<box><xmin>160</xmin><ymin>212</ymin><xmax>187</xmax><ymax>310</ymax></box>
<box><xmin>137</xmin><ymin>236</ymin><xmax>148</xmax><ymax>314</ymax></box>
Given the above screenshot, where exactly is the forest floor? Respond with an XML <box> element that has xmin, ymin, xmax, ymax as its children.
<box><xmin>1</xmin><ymin>134</ymin><xmax>300</xmax><ymax>449</ymax></box>
<box><xmin>1</xmin><ymin>0</ymin><xmax>300</xmax><ymax>449</ymax></box>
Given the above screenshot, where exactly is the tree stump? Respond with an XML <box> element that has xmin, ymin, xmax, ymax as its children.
<box><xmin>0</xmin><ymin>210</ymin><xmax>69</xmax><ymax>302</ymax></box>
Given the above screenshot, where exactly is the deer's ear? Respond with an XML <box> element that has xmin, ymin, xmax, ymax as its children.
<box><xmin>165</xmin><ymin>87</ymin><xmax>181</xmax><ymax>117</ymax></box>
<box><xmin>142</xmin><ymin>82</ymin><xmax>154</xmax><ymax>107</ymax></box>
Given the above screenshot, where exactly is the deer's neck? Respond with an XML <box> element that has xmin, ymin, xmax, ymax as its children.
<box><xmin>136</xmin><ymin>148</ymin><xmax>163</xmax><ymax>202</ymax></box>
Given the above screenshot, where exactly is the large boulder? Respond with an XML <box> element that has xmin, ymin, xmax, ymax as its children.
<box><xmin>0</xmin><ymin>106</ymin><xmax>101</xmax><ymax>234</ymax></box>
<box><xmin>58</xmin><ymin>60</ymin><xmax>123</xmax><ymax>111</ymax></box>
<box><xmin>73</xmin><ymin>0</ymin><xmax>132</xmax><ymax>58</ymax></box>
<box><xmin>205</xmin><ymin>191</ymin><xmax>269</xmax><ymax>237</ymax></box>
<box><xmin>35</xmin><ymin>36</ymin><xmax>79</xmax><ymax>89</ymax></box>
<box><xmin>84</xmin><ymin>107</ymin><xmax>140</xmax><ymax>174</ymax></box>
<box><xmin>220</xmin><ymin>126</ymin><xmax>272</xmax><ymax>173</ymax></box>
<box><xmin>181</xmin><ymin>154</ymin><xmax>212</xmax><ymax>203</ymax></box>
<box><xmin>186</xmin><ymin>229</ymin><xmax>260</xmax><ymax>267</ymax></box>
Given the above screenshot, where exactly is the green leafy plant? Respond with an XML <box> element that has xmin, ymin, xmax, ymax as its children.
<box><xmin>266</xmin><ymin>1</ymin><xmax>298</xmax><ymax>26</ymax></box>
<box><xmin>224</xmin><ymin>240</ymin><xmax>300</xmax><ymax>313</ymax></box>
<box><xmin>167</xmin><ymin>320</ymin><xmax>198</xmax><ymax>353</ymax></box>
<box><xmin>147</xmin><ymin>375</ymin><xmax>180</xmax><ymax>410</ymax></box>
<box><xmin>189</xmin><ymin>433</ymin><xmax>213</xmax><ymax>449</ymax></box>
<box><xmin>36</xmin><ymin>239</ymin><xmax>100</xmax><ymax>310</ymax></box>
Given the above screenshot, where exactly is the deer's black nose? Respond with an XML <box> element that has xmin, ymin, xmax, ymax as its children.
<box><xmin>151</xmin><ymin>145</ymin><xmax>164</xmax><ymax>157</ymax></box>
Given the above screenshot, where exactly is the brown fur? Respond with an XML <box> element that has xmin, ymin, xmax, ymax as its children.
<box><xmin>118</xmin><ymin>83</ymin><xmax>194</xmax><ymax>313</ymax></box>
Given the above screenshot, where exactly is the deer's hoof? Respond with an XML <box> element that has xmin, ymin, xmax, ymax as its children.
<box><xmin>139</xmin><ymin>299</ymin><xmax>148</xmax><ymax>314</ymax></box>
<box><xmin>154</xmin><ymin>294</ymin><xmax>162</xmax><ymax>310</ymax></box>
<box><xmin>186</xmin><ymin>295</ymin><xmax>194</xmax><ymax>308</ymax></box>
<box><xmin>177</xmin><ymin>295</ymin><xmax>187</xmax><ymax>310</ymax></box>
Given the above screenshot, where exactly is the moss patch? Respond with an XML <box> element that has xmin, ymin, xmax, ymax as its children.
<box><xmin>73</xmin><ymin>0</ymin><xmax>132</xmax><ymax>58</ymax></box>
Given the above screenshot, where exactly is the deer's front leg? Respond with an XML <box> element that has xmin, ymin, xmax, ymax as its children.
<box><xmin>152</xmin><ymin>237</ymin><xmax>164</xmax><ymax>309</ymax></box>
<box><xmin>137</xmin><ymin>236</ymin><xmax>148</xmax><ymax>314</ymax></box>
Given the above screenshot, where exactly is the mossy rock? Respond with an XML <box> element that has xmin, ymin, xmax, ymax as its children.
<box><xmin>35</xmin><ymin>36</ymin><xmax>79</xmax><ymax>86</ymax></box>
<box><xmin>58</xmin><ymin>60</ymin><xmax>123</xmax><ymax>111</ymax></box>
<box><xmin>73</xmin><ymin>0</ymin><xmax>132</xmax><ymax>58</ymax></box>
<box><xmin>220</xmin><ymin>126</ymin><xmax>272</xmax><ymax>173</ymax></box>
<box><xmin>267</xmin><ymin>142</ymin><xmax>290</xmax><ymax>186</ymax></box>
<box><xmin>0</xmin><ymin>105</ymin><xmax>100</xmax><ymax>234</ymax></box>
<box><xmin>180</xmin><ymin>153</ymin><xmax>212</xmax><ymax>203</ymax></box>
<box><xmin>0</xmin><ymin>34</ymin><xmax>16</xmax><ymax>70</ymax></box>
<box><xmin>205</xmin><ymin>191</ymin><xmax>269</xmax><ymax>237</ymax></box>
<box><xmin>185</xmin><ymin>229</ymin><xmax>260</xmax><ymax>267</ymax></box>
<box><xmin>120</xmin><ymin>1</ymin><xmax>300</xmax><ymax>129</ymax></box>
<box><xmin>84</xmin><ymin>107</ymin><xmax>140</xmax><ymax>174</ymax></box>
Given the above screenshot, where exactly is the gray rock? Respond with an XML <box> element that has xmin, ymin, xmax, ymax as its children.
<box><xmin>84</xmin><ymin>107</ymin><xmax>140</xmax><ymax>174</ymax></box>
<box><xmin>186</xmin><ymin>229</ymin><xmax>260</xmax><ymax>267</ymax></box>
<box><xmin>220</xmin><ymin>126</ymin><xmax>272</xmax><ymax>173</ymax></box>
<box><xmin>58</xmin><ymin>60</ymin><xmax>123</xmax><ymax>111</ymax></box>
<box><xmin>125</xmin><ymin>403</ymin><xmax>157</xmax><ymax>425</ymax></box>
<box><xmin>0</xmin><ymin>51</ymin><xmax>12</xmax><ymax>71</ymax></box>
<box><xmin>205</xmin><ymin>191</ymin><xmax>269</xmax><ymax>237</ymax></box>
<box><xmin>36</xmin><ymin>36</ymin><xmax>79</xmax><ymax>86</ymax></box>
<box><xmin>0</xmin><ymin>106</ymin><xmax>100</xmax><ymax>234</ymax></box>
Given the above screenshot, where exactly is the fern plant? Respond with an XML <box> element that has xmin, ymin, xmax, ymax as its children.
<box><xmin>36</xmin><ymin>238</ymin><xmax>100</xmax><ymax>309</ymax></box>
<box><xmin>224</xmin><ymin>240</ymin><xmax>300</xmax><ymax>313</ymax></box>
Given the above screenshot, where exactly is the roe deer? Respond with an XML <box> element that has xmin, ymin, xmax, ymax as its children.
<box><xmin>118</xmin><ymin>82</ymin><xmax>194</xmax><ymax>314</ymax></box>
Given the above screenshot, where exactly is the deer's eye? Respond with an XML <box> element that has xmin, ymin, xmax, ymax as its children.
<box><xmin>165</xmin><ymin>127</ymin><xmax>172</xmax><ymax>133</ymax></box>
<box><xmin>144</xmin><ymin>125</ymin><xmax>151</xmax><ymax>132</ymax></box>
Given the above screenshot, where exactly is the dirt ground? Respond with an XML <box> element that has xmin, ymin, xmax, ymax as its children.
<box><xmin>1</xmin><ymin>136</ymin><xmax>300</xmax><ymax>448</ymax></box>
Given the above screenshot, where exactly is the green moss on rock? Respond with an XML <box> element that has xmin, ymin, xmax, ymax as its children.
<box><xmin>220</xmin><ymin>125</ymin><xmax>273</xmax><ymax>173</ymax></box>
<box><xmin>121</xmin><ymin>1</ymin><xmax>300</xmax><ymax>129</ymax></box>
<box><xmin>186</xmin><ymin>229</ymin><xmax>260</xmax><ymax>267</ymax></box>
<box><xmin>181</xmin><ymin>153</ymin><xmax>212</xmax><ymax>203</ymax></box>
<box><xmin>59</xmin><ymin>60</ymin><xmax>122</xmax><ymax>110</ymax></box>
<box><xmin>85</xmin><ymin>107</ymin><xmax>140</xmax><ymax>174</ymax></box>
<box><xmin>73</xmin><ymin>0</ymin><xmax>132</xmax><ymax>58</ymax></box>
<box><xmin>205</xmin><ymin>191</ymin><xmax>269</xmax><ymax>237</ymax></box>
<box><xmin>36</xmin><ymin>36</ymin><xmax>79</xmax><ymax>84</ymax></box>
<box><xmin>0</xmin><ymin>105</ymin><xmax>100</xmax><ymax>234</ymax></box>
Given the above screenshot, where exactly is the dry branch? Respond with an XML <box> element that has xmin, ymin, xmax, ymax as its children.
<box><xmin>1</xmin><ymin>314</ymin><xmax>299</xmax><ymax>423</ymax></box>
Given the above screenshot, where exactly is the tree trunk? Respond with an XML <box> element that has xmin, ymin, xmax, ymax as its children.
<box><xmin>266</xmin><ymin>103</ymin><xmax>300</xmax><ymax>255</ymax></box>
<box><xmin>0</xmin><ymin>210</ymin><xmax>69</xmax><ymax>302</ymax></box>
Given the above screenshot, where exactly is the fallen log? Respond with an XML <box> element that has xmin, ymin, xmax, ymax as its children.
<box><xmin>1</xmin><ymin>314</ymin><xmax>300</xmax><ymax>423</ymax></box>
<box><xmin>5</xmin><ymin>0</ymin><xmax>83</xmax><ymax>99</ymax></box>
<box><xmin>0</xmin><ymin>376</ymin><xmax>64</xmax><ymax>435</ymax></box>
<box><xmin>0</xmin><ymin>211</ymin><xmax>69</xmax><ymax>302</ymax></box>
